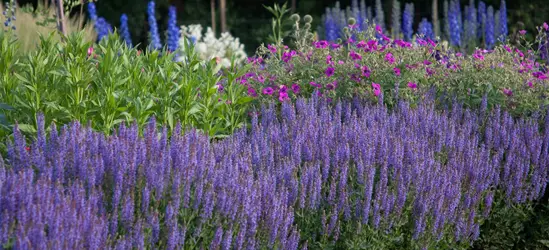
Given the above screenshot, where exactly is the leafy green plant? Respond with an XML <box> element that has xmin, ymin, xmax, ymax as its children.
<box><xmin>0</xmin><ymin>31</ymin><xmax>254</xmax><ymax>146</ymax></box>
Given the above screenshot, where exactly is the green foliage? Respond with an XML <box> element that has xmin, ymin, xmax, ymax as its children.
<box><xmin>263</xmin><ymin>2</ymin><xmax>292</xmax><ymax>51</ymax></box>
<box><xmin>0</xmin><ymin>31</ymin><xmax>254</xmax><ymax>148</ymax></box>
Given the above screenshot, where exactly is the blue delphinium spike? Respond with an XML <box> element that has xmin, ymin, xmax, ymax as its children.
<box><xmin>167</xmin><ymin>6</ymin><xmax>180</xmax><ymax>52</ymax></box>
<box><xmin>402</xmin><ymin>3</ymin><xmax>414</xmax><ymax>41</ymax></box>
<box><xmin>391</xmin><ymin>0</ymin><xmax>401</xmax><ymax>39</ymax></box>
<box><xmin>485</xmin><ymin>6</ymin><xmax>495</xmax><ymax>49</ymax></box>
<box><xmin>87</xmin><ymin>1</ymin><xmax>98</xmax><ymax>21</ymax></box>
<box><xmin>449</xmin><ymin>0</ymin><xmax>461</xmax><ymax>47</ymax></box>
<box><xmin>120</xmin><ymin>14</ymin><xmax>132</xmax><ymax>47</ymax></box>
<box><xmin>418</xmin><ymin>18</ymin><xmax>434</xmax><ymax>40</ymax></box>
<box><xmin>95</xmin><ymin>17</ymin><xmax>112</xmax><ymax>41</ymax></box>
<box><xmin>498</xmin><ymin>0</ymin><xmax>507</xmax><ymax>42</ymax></box>
<box><xmin>147</xmin><ymin>1</ymin><xmax>162</xmax><ymax>50</ymax></box>
<box><xmin>477</xmin><ymin>1</ymin><xmax>486</xmax><ymax>40</ymax></box>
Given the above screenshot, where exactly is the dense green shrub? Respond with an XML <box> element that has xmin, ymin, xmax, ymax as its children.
<box><xmin>0</xmin><ymin>31</ymin><xmax>254</xmax><ymax>149</ymax></box>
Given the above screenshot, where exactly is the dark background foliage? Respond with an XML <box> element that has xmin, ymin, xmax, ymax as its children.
<box><xmin>9</xmin><ymin>0</ymin><xmax>549</xmax><ymax>54</ymax></box>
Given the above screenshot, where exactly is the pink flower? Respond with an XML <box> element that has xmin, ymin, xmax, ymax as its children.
<box><xmin>426</xmin><ymin>67</ymin><xmax>435</xmax><ymax>76</ymax></box>
<box><xmin>291</xmin><ymin>83</ymin><xmax>300</xmax><ymax>94</ymax></box>
<box><xmin>375</xmin><ymin>25</ymin><xmax>382</xmax><ymax>34</ymax></box>
<box><xmin>371</xmin><ymin>82</ymin><xmax>381</xmax><ymax>96</ymax></box>
<box><xmin>393</xmin><ymin>67</ymin><xmax>401</xmax><ymax>77</ymax></box>
<box><xmin>282</xmin><ymin>51</ymin><xmax>296</xmax><ymax>63</ymax></box>
<box><xmin>361</xmin><ymin>65</ymin><xmax>371</xmax><ymax>78</ymax></box>
<box><xmin>331</xmin><ymin>43</ymin><xmax>341</xmax><ymax>49</ymax></box>
<box><xmin>423</xmin><ymin>60</ymin><xmax>432</xmax><ymax>65</ymax></box>
<box><xmin>314</xmin><ymin>40</ymin><xmax>329</xmax><ymax>49</ymax></box>
<box><xmin>455</xmin><ymin>52</ymin><xmax>463</xmax><ymax>57</ymax></box>
<box><xmin>503</xmin><ymin>88</ymin><xmax>513</xmax><ymax>96</ymax></box>
<box><xmin>268</xmin><ymin>44</ymin><xmax>277</xmax><ymax>53</ymax></box>
<box><xmin>248</xmin><ymin>87</ymin><xmax>258</xmax><ymax>97</ymax></box>
<box><xmin>407</xmin><ymin>82</ymin><xmax>417</xmax><ymax>89</ymax></box>
<box><xmin>87</xmin><ymin>47</ymin><xmax>94</xmax><ymax>57</ymax></box>
<box><xmin>519</xmin><ymin>30</ymin><xmax>527</xmax><ymax>35</ymax></box>
<box><xmin>504</xmin><ymin>45</ymin><xmax>512</xmax><ymax>53</ymax></box>
<box><xmin>350</xmin><ymin>50</ymin><xmax>362</xmax><ymax>60</ymax></box>
<box><xmin>533</xmin><ymin>71</ymin><xmax>548</xmax><ymax>80</ymax></box>
<box><xmin>256</xmin><ymin>74</ymin><xmax>265</xmax><ymax>83</ymax></box>
<box><xmin>338</xmin><ymin>60</ymin><xmax>344</xmax><ymax>65</ymax></box>
<box><xmin>325</xmin><ymin>67</ymin><xmax>335</xmax><ymax>77</ymax></box>
<box><xmin>544</xmin><ymin>22</ymin><xmax>549</xmax><ymax>31</ymax></box>
<box><xmin>356</xmin><ymin>40</ymin><xmax>367</xmax><ymax>48</ymax></box>
<box><xmin>279</xmin><ymin>85</ymin><xmax>288</xmax><ymax>93</ymax></box>
<box><xmin>527</xmin><ymin>81</ymin><xmax>533</xmax><ymax>88</ymax></box>
<box><xmin>278</xmin><ymin>91</ymin><xmax>290</xmax><ymax>102</ymax></box>
<box><xmin>326</xmin><ymin>82</ymin><xmax>335</xmax><ymax>90</ymax></box>
<box><xmin>309</xmin><ymin>81</ymin><xmax>322</xmax><ymax>88</ymax></box>
<box><xmin>262</xmin><ymin>87</ymin><xmax>274</xmax><ymax>95</ymax></box>
<box><xmin>385</xmin><ymin>53</ymin><xmax>395</xmax><ymax>64</ymax></box>
<box><xmin>326</xmin><ymin>54</ymin><xmax>332</xmax><ymax>64</ymax></box>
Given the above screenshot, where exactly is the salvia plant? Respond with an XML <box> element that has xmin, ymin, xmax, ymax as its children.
<box><xmin>0</xmin><ymin>93</ymin><xmax>548</xmax><ymax>248</ymax></box>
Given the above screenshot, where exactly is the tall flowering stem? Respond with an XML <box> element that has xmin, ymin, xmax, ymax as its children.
<box><xmin>147</xmin><ymin>1</ymin><xmax>162</xmax><ymax>50</ymax></box>
<box><xmin>402</xmin><ymin>3</ymin><xmax>414</xmax><ymax>41</ymax></box>
<box><xmin>498</xmin><ymin>0</ymin><xmax>508</xmax><ymax>42</ymax></box>
<box><xmin>167</xmin><ymin>6</ymin><xmax>180</xmax><ymax>52</ymax></box>
<box><xmin>120</xmin><ymin>14</ymin><xmax>132</xmax><ymax>47</ymax></box>
<box><xmin>485</xmin><ymin>6</ymin><xmax>495</xmax><ymax>49</ymax></box>
<box><xmin>449</xmin><ymin>0</ymin><xmax>462</xmax><ymax>47</ymax></box>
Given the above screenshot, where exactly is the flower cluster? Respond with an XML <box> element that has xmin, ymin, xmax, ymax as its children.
<box><xmin>177</xmin><ymin>24</ymin><xmax>247</xmax><ymax>68</ymax></box>
<box><xmin>166</xmin><ymin>6</ymin><xmax>180</xmax><ymax>52</ymax></box>
<box><xmin>1</xmin><ymin>0</ymin><xmax>16</xmax><ymax>31</ymax></box>
<box><xmin>120</xmin><ymin>14</ymin><xmax>132</xmax><ymax>47</ymax></box>
<box><xmin>147</xmin><ymin>1</ymin><xmax>161</xmax><ymax>50</ymax></box>
<box><xmin>87</xmin><ymin>1</ymin><xmax>112</xmax><ymax>41</ymax></box>
<box><xmin>1</xmin><ymin>96</ymin><xmax>548</xmax><ymax>248</ymax></box>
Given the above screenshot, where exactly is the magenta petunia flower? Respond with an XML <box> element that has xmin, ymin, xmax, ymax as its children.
<box><xmin>533</xmin><ymin>71</ymin><xmax>548</xmax><ymax>80</ymax></box>
<box><xmin>291</xmin><ymin>83</ymin><xmax>300</xmax><ymax>94</ymax></box>
<box><xmin>375</xmin><ymin>25</ymin><xmax>382</xmax><ymax>34</ymax></box>
<box><xmin>326</xmin><ymin>83</ymin><xmax>335</xmax><ymax>90</ymax></box>
<box><xmin>393</xmin><ymin>67</ymin><xmax>401</xmax><ymax>77</ymax></box>
<box><xmin>282</xmin><ymin>51</ymin><xmax>296</xmax><ymax>63</ymax></box>
<box><xmin>315</xmin><ymin>40</ymin><xmax>329</xmax><ymax>49</ymax></box>
<box><xmin>331</xmin><ymin>43</ymin><xmax>341</xmax><ymax>49</ymax></box>
<box><xmin>326</xmin><ymin>54</ymin><xmax>332</xmax><ymax>64</ymax></box>
<box><xmin>385</xmin><ymin>53</ymin><xmax>395</xmax><ymax>64</ymax></box>
<box><xmin>527</xmin><ymin>81</ymin><xmax>533</xmax><ymax>88</ymax></box>
<box><xmin>519</xmin><ymin>30</ymin><xmax>527</xmax><ymax>35</ymax></box>
<box><xmin>544</xmin><ymin>22</ymin><xmax>549</xmax><ymax>31</ymax></box>
<box><xmin>247</xmin><ymin>87</ymin><xmax>258</xmax><ymax>97</ymax></box>
<box><xmin>503</xmin><ymin>88</ymin><xmax>513</xmax><ymax>96</ymax></box>
<box><xmin>278</xmin><ymin>91</ymin><xmax>289</xmax><ymax>102</ymax></box>
<box><xmin>309</xmin><ymin>81</ymin><xmax>322</xmax><ymax>88</ymax></box>
<box><xmin>371</xmin><ymin>82</ymin><xmax>381</xmax><ymax>96</ymax></box>
<box><xmin>350</xmin><ymin>50</ymin><xmax>362</xmax><ymax>60</ymax></box>
<box><xmin>361</xmin><ymin>65</ymin><xmax>371</xmax><ymax>78</ymax></box>
<box><xmin>338</xmin><ymin>60</ymin><xmax>344</xmax><ymax>65</ymax></box>
<box><xmin>407</xmin><ymin>82</ymin><xmax>417</xmax><ymax>89</ymax></box>
<box><xmin>279</xmin><ymin>85</ymin><xmax>288</xmax><ymax>93</ymax></box>
<box><xmin>356</xmin><ymin>40</ymin><xmax>367</xmax><ymax>48</ymax></box>
<box><xmin>262</xmin><ymin>87</ymin><xmax>274</xmax><ymax>95</ymax></box>
<box><xmin>325</xmin><ymin>67</ymin><xmax>335</xmax><ymax>77</ymax></box>
<box><xmin>423</xmin><ymin>60</ymin><xmax>432</xmax><ymax>65</ymax></box>
<box><xmin>267</xmin><ymin>44</ymin><xmax>277</xmax><ymax>53</ymax></box>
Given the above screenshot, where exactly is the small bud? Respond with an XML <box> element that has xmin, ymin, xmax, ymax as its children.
<box><xmin>290</xmin><ymin>13</ymin><xmax>300</xmax><ymax>23</ymax></box>
<box><xmin>303</xmin><ymin>15</ymin><xmax>313</xmax><ymax>23</ymax></box>
<box><xmin>343</xmin><ymin>27</ymin><xmax>350</xmax><ymax>33</ymax></box>
<box><xmin>303</xmin><ymin>23</ymin><xmax>311</xmax><ymax>30</ymax></box>
<box><xmin>348</xmin><ymin>17</ymin><xmax>356</xmax><ymax>25</ymax></box>
<box><xmin>336</xmin><ymin>38</ymin><xmax>343</xmax><ymax>44</ymax></box>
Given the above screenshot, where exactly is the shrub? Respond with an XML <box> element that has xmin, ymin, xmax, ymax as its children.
<box><xmin>244</xmin><ymin>23</ymin><xmax>549</xmax><ymax>117</ymax></box>
<box><xmin>0</xmin><ymin>31</ymin><xmax>253</xmax><ymax>147</ymax></box>
<box><xmin>0</xmin><ymin>95</ymin><xmax>547</xmax><ymax>249</ymax></box>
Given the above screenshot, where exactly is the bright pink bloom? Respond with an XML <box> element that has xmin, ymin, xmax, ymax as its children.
<box><xmin>338</xmin><ymin>60</ymin><xmax>344</xmax><ymax>65</ymax></box>
<box><xmin>350</xmin><ymin>50</ymin><xmax>362</xmax><ymax>60</ymax></box>
<box><xmin>262</xmin><ymin>87</ymin><xmax>274</xmax><ymax>95</ymax></box>
<box><xmin>279</xmin><ymin>85</ymin><xmax>288</xmax><ymax>93</ymax></box>
<box><xmin>315</xmin><ymin>40</ymin><xmax>329</xmax><ymax>49</ymax></box>
<box><xmin>361</xmin><ymin>65</ymin><xmax>371</xmax><ymax>78</ymax></box>
<box><xmin>278</xmin><ymin>91</ymin><xmax>289</xmax><ymax>102</ymax></box>
<box><xmin>267</xmin><ymin>44</ymin><xmax>277</xmax><ymax>53</ymax></box>
<box><xmin>291</xmin><ymin>83</ymin><xmax>300</xmax><ymax>94</ymax></box>
<box><xmin>393</xmin><ymin>67</ymin><xmax>401</xmax><ymax>76</ymax></box>
<box><xmin>248</xmin><ymin>87</ymin><xmax>258</xmax><ymax>97</ymax></box>
<box><xmin>87</xmin><ymin>47</ymin><xmax>94</xmax><ymax>57</ymax></box>
<box><xmin>375</xmin><ymin>25</ymin><xmax>382</xmax><ymax>34</ymax></box>
<box><xmin>503</xmin><ymin>88</ymin><xmax>513</xmax><ymax>96</ymax></box>
<box><xmin>326</xmin><ymin>54</ymin><xmax>332</xmax><ymax>64</ymax></box>
<box><xmin>423</xmin><ymin>60</ymin><xmax>432</xmax><ymax>65</ymax></box>
<box><xmin>371</xmin><ymin>82</ymin><xmax>381</xmax><ymax>96</ymax></box>
<box><xmin>326</xmin><ymin>82</ymin><xmax>335</xmax><ymax>90</ymax></box>
<box><xmin>325</xmin><ymin>67</ymin><xmax>335</xmax><ymax>77</ymax></box>
<box><xmin>407</xmin><ymin>82</ymin><xmax>417</xmax><ymax>89</ymax></box>
<box><xmin>356</xmin><ymin>40</ymin><xmax>367</xmax><ymax>48</ymax></box>
<box><xmin>533</xmin><ymin>71</ymin><xmax>548</xmax><ymax>80</ymax></box>
<box><xmin>385</xmin><ymin>53</ymin><xmax>395</xmax><ymax>64</ymax></box>
<box><xmin>519</xmin><ymin>30</ymin><xmax>527</xmax><ymax>35</ymax></box>
<box><xmin>544</xmin><ymin>22</ymin><xmax>549</xmax><ymax>31</ymax></box>
<box><xmin>309</xmin><ymin>81</ymin><xmax>321</xmax><ymax>88</ymax></box>
<box><xmin>527</xmin><ymin>81</ymin><xmax>533</xmax><ymax>88</ymax></box>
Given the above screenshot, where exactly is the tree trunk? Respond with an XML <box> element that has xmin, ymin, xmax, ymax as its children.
<box><xmin>211</xmin><ymin>0</ymin><xmax>216</xmax><ymax>34</ymax></box>
<box><xmin>55</xmin><ymin>0</ymin><xmax>66</xmax><ymax>36</ymax></box>
<box><xmin>220</xmin><ymin>0</ymin><xmax>226</xmax><ymax>33</ymax></box>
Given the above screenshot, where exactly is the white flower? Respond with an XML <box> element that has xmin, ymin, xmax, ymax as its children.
<box><xmin>177</xmin><ymin>24</ymin><xmax>247</xmax><ymax>67</ymax></box>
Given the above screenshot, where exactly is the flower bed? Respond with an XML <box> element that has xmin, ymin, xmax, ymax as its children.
<box><xmin>1</xmin><ymin>96</ymin><xmax>547</xmax><ymax>249</ymax></box>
